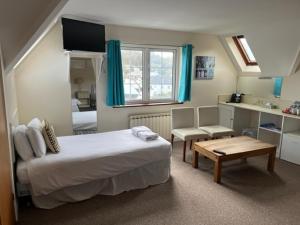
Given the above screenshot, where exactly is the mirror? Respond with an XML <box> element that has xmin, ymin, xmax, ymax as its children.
<box><xmin>70</xmin><ymin>57</ymin><xmax>97</xmax><ymax>134</ymax></box>
<box><xmin>237</xmin><ymin>77</ymin><xmax>281</xmax><ymax>98</ymax></box>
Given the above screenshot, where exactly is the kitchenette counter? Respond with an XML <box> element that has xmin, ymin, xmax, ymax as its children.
<box><xmin>219</xmin><ymin>101</ymin><xmax>300</xmax><ymax>120</ymax></box>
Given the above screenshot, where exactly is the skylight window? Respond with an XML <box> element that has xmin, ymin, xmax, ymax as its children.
<box><xmin>233</xmin><ymin>35</ymin><xmax>258</xmax><ymax>66</ymax></box>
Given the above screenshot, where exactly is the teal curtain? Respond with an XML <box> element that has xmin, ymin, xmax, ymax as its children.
<box><xmin>106</xmin><ymin>40</ymin><xmax>125</xmax><ymax>106</ymax></box>
<box><xmin>273</xmin><ymin>77</ymin><xmax>283</xmax><ymax>97</ymax></box>
<box><xmin>178</xmin><ymin>44</ymin><xmax>193</xmax><ymax>102</ymax></box>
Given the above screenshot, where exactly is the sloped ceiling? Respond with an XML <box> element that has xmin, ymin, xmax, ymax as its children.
<box><xmin>62</xmin><ymin>0</ymin><xmax>300</xmax><ymax>76</ymax></box>
<box><xmin>0</xmin><ymin>0</ymin><xmax>65</xmax><ymax>68</ymax></box>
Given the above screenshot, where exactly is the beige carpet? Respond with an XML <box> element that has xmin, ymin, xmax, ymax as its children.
<box><xmin>18</xmin><ymin>142</ymin><xmax>300</xmax><ymax>225</ymax></box>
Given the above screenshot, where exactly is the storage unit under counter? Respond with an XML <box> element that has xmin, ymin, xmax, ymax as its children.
<box><xmin>218</xmin><ymin>101</ymin><xmax>300</xmax><ymax>164</ymax></box>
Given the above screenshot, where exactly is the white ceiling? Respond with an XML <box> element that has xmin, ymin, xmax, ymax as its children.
<box><xmin>62</xmin><ymin>0</ymin><xmax>300</xmax><ymax>76</ymax></box>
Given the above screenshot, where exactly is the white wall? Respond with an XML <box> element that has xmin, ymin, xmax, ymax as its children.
<box><xmin>97</xmin><ymin>25</ymin><xmax>237</xmax><ymax>132</ymax></box>
<box><xmin>3</xmin><ymin>70</ymin><xmax>19</xmax><ymax>126</ymax></box>
<box><xmin>0</xmin><ymin>0</ymin><xmax>65</xmax><ymax>69</ymax></box>
<box><xmin>281</xmin><ymin>71</ymin><xmax>300</xmax><ymax>101</ymax></box>
<box><xmin>12</xmin><ymin>24</ymin><xmax>237</xmax><ymax>135</ymax></box>
<box><xmin>14</xmin><ymin>24</ymin><xmax>72</xmax><ymax>136</ymax></box>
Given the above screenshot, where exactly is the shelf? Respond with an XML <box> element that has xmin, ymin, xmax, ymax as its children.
<box><xmin>259</xmin><ymin>126</ymin><xmax>282</xmax><ymax>134</ymax></box>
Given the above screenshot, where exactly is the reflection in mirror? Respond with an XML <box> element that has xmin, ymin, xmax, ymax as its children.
<box><xmin>237</xmin><ymin>77</ymin><xmax>277</xmax><ymax>98</ymax></box>
<box><xmin>70</xmin><ymin>57</ymin><xmax>97</xmax><ymax>135</ymax></box>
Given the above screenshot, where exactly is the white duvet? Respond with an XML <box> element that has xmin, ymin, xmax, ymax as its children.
<box><xmin>25</xmin><ymin>129</ymin><xmax>171</xmax><ymax>196</ymax></box>
<box><xmin>72</xmin><ymin>111</ymin><xmax>97</xmax><ymax>130</ymax></box>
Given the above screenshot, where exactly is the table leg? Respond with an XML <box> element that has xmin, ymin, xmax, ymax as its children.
<box><xmin>190</xmin><ymin>140</ymin><xmax>193</xmax><ymax>150</ymax></box>
<box><xmin>183</xmin><ymin>141</ymin><xmax>187</xmax><ymax>162</ymax></box>
<box><xmin>267</xmin><ymin>149</ymin><xmax>276</xmax><ymax>172</ymax></box>
<box><xmin>214</xmin><ymin>159</ymin><xmax>222</xmax><ymax>183</ymax></box>
<box><xmin>192</xmin><ymin>150</ymin><xmax>199</xmax><ymax>168</ymax></box>
<box><xmin>171</xmin><ymin>134</ymin><xmax>174</xmax><ymax>147</ymax></box>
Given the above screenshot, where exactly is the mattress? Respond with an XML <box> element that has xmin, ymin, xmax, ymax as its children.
<box><xmin>17</xmin><ymin>129</ymin><xmax>171</xmax><ymax>197</ymax></box>
<box><xmin>31</xmin><ymin>159</ymin><xmax>170</xmax><ymax>209</ymax></box>
<box><xmin>16</xmin><ymin>160</ymin><xmax>30</xmax><ymax>185</ymax></box>
<box><xmin>72</xmin><ymin>111</ymin><xmax>97</xmax><ymax>131</ymax></box>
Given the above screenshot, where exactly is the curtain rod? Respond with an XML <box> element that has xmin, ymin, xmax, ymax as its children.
<box><xmin>121</xmin><ymin>42</ymin><xmax>182</xmax><ymax>48</ymax></box>
<box><xmin>105</xmin><ymin>41</ymin><xmax>194</xmax><ymax>48</ymax></box>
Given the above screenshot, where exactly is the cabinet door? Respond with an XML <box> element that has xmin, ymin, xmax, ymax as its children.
<box><xmin>281</xmin><ymin>133</ymin><xmax>300</xmax><ymax>165</ymax></box>
<box><xmin>218</xmin><ymin>105</ymin><xmax>235</xmax><ymax>129</ymax></box>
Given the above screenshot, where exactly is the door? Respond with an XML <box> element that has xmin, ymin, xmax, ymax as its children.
<box><xmin>0</xmin><ymin>54</ymin><xmax>15</xmax><ymax>225</ymax></box>
<box><xmin>219</xmin><ymin>104</ymin><xmax>235</xmax><ymax>129</ymax></box>
<box><xmin>281</xmin><ymin>132</ymin><xmax>300</xmax><ymax>165</ymax></box>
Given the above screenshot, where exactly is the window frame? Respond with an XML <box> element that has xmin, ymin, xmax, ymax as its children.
<box><xmin>121</xmin><ymin>44</ymin><xmax>179</xmax><ymax>104</ymax></box>
<box><xmin>232</xmin><ymin>35</ymin><xmax>258</xmax><ymax>66</ymax></box>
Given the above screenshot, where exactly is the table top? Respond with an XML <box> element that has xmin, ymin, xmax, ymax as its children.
<box><xmin>194</xmin><ymin>136</ymin><xmax>275</xmax><ymax>156</ymax></box>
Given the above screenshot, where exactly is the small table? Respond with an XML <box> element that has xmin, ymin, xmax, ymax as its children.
<box><xmin>192</xmin><ymin>136</ymin><xmax>276</xmax><ymax>183</ymax></box>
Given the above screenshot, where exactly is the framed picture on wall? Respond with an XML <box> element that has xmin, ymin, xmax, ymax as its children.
<box><xmin>195</xmin><ymin>56</ymin><xmax>215</xmax><ymax>80</ymax></box>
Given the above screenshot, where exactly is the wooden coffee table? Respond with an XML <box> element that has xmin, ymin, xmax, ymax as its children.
<box><xmin>192</xmin><ymin>136</ymin><xmax>276</xmax><ymax>183</ymax></box>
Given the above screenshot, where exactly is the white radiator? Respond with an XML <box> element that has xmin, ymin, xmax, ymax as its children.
<box><xmin>129</xmin><ymin>113</ymin><xmax>171</xmax><ymax>140</ymax></box>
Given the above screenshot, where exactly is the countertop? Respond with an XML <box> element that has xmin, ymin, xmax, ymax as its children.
<box><xmin>219</xmin><ymin>101</ymin><xmax>300</xmax><ymax>120</ymax></box>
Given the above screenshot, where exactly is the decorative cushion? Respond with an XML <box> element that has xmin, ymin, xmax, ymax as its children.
<box><xmin>26</xmin><ymin>127</ymin><xmax>47</xmax><ymax>157</ymax></box>
<box><xmin>28</xmin><ymin>118</ymin><xmax>43</xmax><ymax>131</ymax></box>
<box><xmin>13</xmin><ymin>125</ymin><xmax>35</xmax><ymax>161</ymax></box>
<box><xmin>172</xmin><ymin>128</ymin><xmax>209</xmax><ymax>141</ymax></box>
<box><xmin>42</xmin><ymin>120</ymin><xmax>60</xmax><ymax>153</ymax></box>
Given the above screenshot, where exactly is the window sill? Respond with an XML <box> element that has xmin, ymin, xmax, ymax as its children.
<box><xmin>113</xmin><ymin>102</ymin><xmax>183</xmax><ymax>108</ymax></box>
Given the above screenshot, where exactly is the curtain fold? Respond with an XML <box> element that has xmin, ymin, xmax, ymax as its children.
<box><xmin>106</xmin><ymin>40</ymin><xmax>125</xmax><ymax>106</ymax></box>
<box><xmin>178</xmin><ymin>44</ymin><xmax>193</xmax><ymax>102</ymax></box>
<box><xmin>273</xmin><ymin>77</ymin><xmax>283</xmax><ymax>97</ymax></box>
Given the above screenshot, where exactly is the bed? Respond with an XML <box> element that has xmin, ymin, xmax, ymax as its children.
<box><xmin>72</xmin><ymin>111</ymin><xmax>97</xmax><ymax>132</ymax></box>
<box><xmin>16</xmin><ymin>129</ymin><xmax>171</xmax><ymax>209</ymax></box>
<box><xmin>71</xmin><ymin>98</ymin><xmax>81</xmax><ymax>112</ymax></box>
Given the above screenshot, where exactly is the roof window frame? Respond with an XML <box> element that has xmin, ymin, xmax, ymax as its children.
<box><xmin>233</xmin><ymin>35</ymin><xmax>258</xmax><ymax>66</ymax></box>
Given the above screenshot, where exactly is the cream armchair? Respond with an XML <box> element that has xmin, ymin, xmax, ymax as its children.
<box><xmin>197</xmin><ymin>106</ymin><xmax>234</xmax><ymax>138</ymax></box>
<box><xmin>171</xmin><ymin>107</ymin><xmax>209</xmax><ymax>162</ymax></box>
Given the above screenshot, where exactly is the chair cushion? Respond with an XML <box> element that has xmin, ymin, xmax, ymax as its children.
<box><xmin>172</xmin><ymin>128</ymin><xmax>209</xmax><ymax>141</ymax></box>
<box><xmin>199</xmin><ymin>125</ymin><xmax>234</xmax><ymax>138</ymax></box>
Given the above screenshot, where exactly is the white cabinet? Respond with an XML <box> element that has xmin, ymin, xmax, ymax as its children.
<box><xmin>219</xmin><ymin>104</ymin><xmax>235</xmax><ymax>129</ymax></box>
<box><xmin>281</xmin><ymin>131</ymin><xmax>300</xmax><ymax>165</ymax></box>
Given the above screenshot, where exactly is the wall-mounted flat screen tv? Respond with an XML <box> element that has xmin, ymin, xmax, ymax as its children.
<box><xmin>62</xmin><ymin>18</ymin><xmax>105</xmax><ymax>52</ymax></box>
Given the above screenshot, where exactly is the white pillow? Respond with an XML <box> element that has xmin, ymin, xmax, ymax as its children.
<box><xmin>28</xmin><ymin>118</ymin><xmax>43</xmax><ymax>131</ymax></box>
<box><xmin>26</xmin><ymin>127</ymin><xmax>46</xmax><ymax>157</ymax></box>
<box><xmin>13</xmin><ymin>125</ymin><xmax>35</xmax><ymax>161</ymax></box>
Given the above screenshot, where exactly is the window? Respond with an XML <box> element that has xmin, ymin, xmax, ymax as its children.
<box><xmin>121</xmin><ymin>45</ymin><xmax>177</xmax><ymax>104</ymax></box>
<box><xmin>233</xmin><ymin>35</ymin><xmax>258</xmax><ymax>66</ymax></box>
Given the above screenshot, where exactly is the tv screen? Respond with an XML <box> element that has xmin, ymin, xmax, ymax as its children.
<box><xmin>62</xmin><ymin>18</ymin><xmax>105</xmax><ymax>52</ymax></box>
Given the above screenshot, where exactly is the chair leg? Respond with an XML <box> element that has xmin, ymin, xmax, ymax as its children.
<box><xmin>183</xmin><ymin>141</ymin><xmax>187</xmax><ymax>162</ymax></box>
<box><xmin>171</xmin><ymin>134</ymin><xmax>174</xmax><ymax>146</ymax></box>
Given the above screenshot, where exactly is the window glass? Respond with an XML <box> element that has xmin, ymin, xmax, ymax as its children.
<box><xmin>239</xmin><ymin>37</ymin><xmax>256</xmax><ymax>62</ymax></box>
<box><xmin>150</xmin><ymin>51</ymin><xmax>174</xmax><ymax>100</ymax></box>
<box><xmin>121</xmin><ymin>49</ymin><xmax>143</xmax><ymax>101</ymax></box>
<box><xmin>121</xmin><ymin>46</ymin><xmax>177</xmax><ymax>103</ymax></box>
<box><xmin>233</xmin><ymin>35</ymin><xmax>258</xmax><ymax>66</ymax></box>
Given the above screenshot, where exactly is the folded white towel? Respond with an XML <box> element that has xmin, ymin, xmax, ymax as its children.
<box><xmin>137</xmin><ymin>130</ymin><xmax>159</xmax><ymax>141</ymax></box>
<box><xmin>131</xmin><ymin>126</ymin><xmax>151</xmax><ymax>136</ymax></box>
